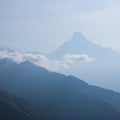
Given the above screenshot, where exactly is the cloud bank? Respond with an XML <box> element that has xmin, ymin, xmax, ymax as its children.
<box><xmin>0</xmin><ymin>50</ymin><xmax>93</xmax><ymax>71</ymax></box>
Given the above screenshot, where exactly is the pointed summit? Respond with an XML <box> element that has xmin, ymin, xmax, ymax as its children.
<box><xmin>48</xmin><ymin>32</ymin><xmax>93</xmax><ymax>59</ymax></box>
<box><xmin>66</xmin><ymin>32</ymin><xmax>91</xmax><ymax>47</ymax></box>
<box><xmin>48</xmin><ymin>31</ymin><xmax>117</xmax><ymax>59</ymax></box>
<box><xmin>71</xmin><ymin>32</ymin><xmax>86</xmax><ymax>40</ymax></box>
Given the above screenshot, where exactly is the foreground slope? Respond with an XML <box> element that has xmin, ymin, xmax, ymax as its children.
<box><xmin>0</xmin><ymin>59</ymin><xmax>120</xmax><ymax>120</ymax></box>
<box><xmin>0</xmin><ymin>89</ymin><xmax>49</xmax><ymax>120</ymax></box>
<box><xmin>0</xmin><ymin>93</ymin><xmax>31</xmax><ymax>120</ymax></box>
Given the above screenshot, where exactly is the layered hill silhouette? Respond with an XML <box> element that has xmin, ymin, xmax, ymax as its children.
<box><xmin>0</xmin><ymin>59</ymin><xmax>120</xmax><ymax>120</ymax></box>
<box><xmin>48</xmin><ymin>32</ymin><xmax>120</xmax><ymax>91</ymax></box>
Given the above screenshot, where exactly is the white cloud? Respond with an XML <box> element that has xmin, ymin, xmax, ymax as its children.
<box><xmin>63</xmin><ymin>54</ymin><xmax>93</xmax><ymax>64</ymax></box>
<box><xmin>0</xmin><ymin>51</ymin><xmax>23</xmax><ymax>63</ymax></box>
<box><xmin>0</xmin><ymin>50</ymin><xmax>94</xmax><ymax>71</ymax></box>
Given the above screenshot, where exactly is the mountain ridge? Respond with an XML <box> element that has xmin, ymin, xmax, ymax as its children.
<box><xmin>0</xmin><ymin>59</ymin><xmax>120</xmax><ymax>119</ymax></box>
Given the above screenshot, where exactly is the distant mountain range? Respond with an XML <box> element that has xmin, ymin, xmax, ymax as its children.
<box><xmin>48</xmin><ymin>32</ymin><xmax>120</xmax><ymax>91</ymax></box>
<box><xmin>48</xmin><ymin>32</ymin><xmax>119</xmax><ymax>59</ymax></box>
<box><xmin>0</xmin><ymin>59</ymin><xmax>120</xmax><ymax>120</ymax></box>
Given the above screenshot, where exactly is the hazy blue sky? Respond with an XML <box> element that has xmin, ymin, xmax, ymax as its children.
<box><xmin>0</xmin><ymin>0</ymin><xmax>120</xmax><ymax>53</ymax></box>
